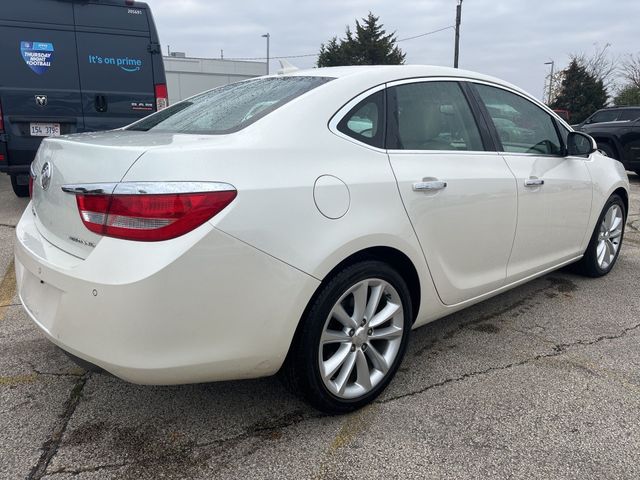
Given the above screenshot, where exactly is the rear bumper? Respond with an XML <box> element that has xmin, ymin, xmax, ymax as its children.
<box><xmin>15</xmin><ymin>204</ymin><xmax>319</xmax><ymax>384</ymax></box>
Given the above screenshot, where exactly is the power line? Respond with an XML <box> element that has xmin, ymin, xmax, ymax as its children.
<box><xmin>225</xmin><ymin>25</ymin><xmax>454</xmax><ymax>61</ymax></box>
<box><xmin>397</xmin><ymin>25</ymin><xmax>455</xmax><ymax>42</ymax></box>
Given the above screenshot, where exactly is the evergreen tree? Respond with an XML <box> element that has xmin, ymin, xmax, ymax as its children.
<box><xmin>614</xmin><ymin>84</ymin><xmax>640</xmax><ymax>106</ymax></box>
<box><xmin>317</xmin><ymin>13</ymin><xmax>405</xmax><ymax>67</ymax></box>
<box><xmin>551</xmin><ymin>60</ymin><xmax>608</xmax><ymax>124</ymax></box>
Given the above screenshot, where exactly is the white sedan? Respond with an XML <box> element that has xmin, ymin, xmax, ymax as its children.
<box><xmin>16</xmin><ymin>66</ymin><xmax>629</xmax><ymax>413</ymax></box>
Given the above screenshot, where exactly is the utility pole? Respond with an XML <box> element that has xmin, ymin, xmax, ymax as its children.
<box><xmin>454</xmin><ymin>0</ymin><xmax>463</xmax><ymax>68</ymax></box>
<box><xmin>544</xmin><ymin>60</ymin><xmax>555</xmax><ymax>105</ymax></box>
<box><xmin>261</xmin><ymin>33</ymin><xmax>270</xmax><ymax>75</ymax></box>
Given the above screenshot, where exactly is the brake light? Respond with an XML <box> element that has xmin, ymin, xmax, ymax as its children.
<box><xmin>155</xmin><ymin>83</ymin><xmax>168</xmax><ymax>111</ymax></box>
<box><xmin>29</xmin><ymin>163</ymin><xmax>36</xmax><ymax>197</ymax></box>
<box><xmin>74</xmin><ymin>187</ymin><xmax>236</xmax><ymax>241</ymax></box>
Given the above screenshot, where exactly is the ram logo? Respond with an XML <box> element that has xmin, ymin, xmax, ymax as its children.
<box><xmin>35</xmin><ymin>95</ymin><xmax>48</xmax><ymax>107</ymax></box>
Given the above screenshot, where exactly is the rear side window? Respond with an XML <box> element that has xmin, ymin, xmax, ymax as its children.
<box><xmin>337</xmin><ymin>90</ymin><xmax>385</xmax><ymax>148</ymax></box>
<box><xmin>474</xmin><ymin>84</ymin><xmax>562</xmax><ymax>155</ymax></box>
<box><xmin>128</xmin><ymin>76</ymin><xmax>332</xmax><ymax>134</ymax></box>
<box><xmin>618</xmin><ymin>109</ymin><xmax>640</xmax><ymax>121</ymax></box>
<box><xmin>387</xmin><ymin>81</ymin><xmax>484</xmax><ymax>151</ymax></box>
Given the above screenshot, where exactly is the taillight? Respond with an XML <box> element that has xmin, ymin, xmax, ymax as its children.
<box><xmin>155</xmin><ymin>84</ymin><xmax>168</xmax><ymax>111</ymax></box>
<box><xmin>0</xmin><ymin>99</ymin><xmax>4</xmax><ymax>132</ymax></box>
<box><xmin>29</xmin><ymin>162</ymin><xmax>36</xmax><ymax>198</ymax></box>
<box><xmin>69</xmin><ymin>182</ymin><xmax>236</xmax><ymax>241</ymax></box>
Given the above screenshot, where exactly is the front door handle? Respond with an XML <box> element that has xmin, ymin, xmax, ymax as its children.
<box><xmin>413</xmin><ymin>180</ymin><xmax>447</xmax><ymax>192</ymax></box>
<box><xmin>524</xmin><ymin>178</ymin><xmax>544</xmax><ymax>187</ymax></box>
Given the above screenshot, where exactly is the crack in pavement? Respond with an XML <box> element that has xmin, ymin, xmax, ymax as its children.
<box><xmin>46</xmin><ymin>410</ymin><xmax>328</xmax><ymax>477</ymax></box>
<box><xmin>379</xmin><ymin>321</ymin><xmax>640</xmax><ymax>404</ymax></box>
<box><xmin>26</xmin><ymin>322</ymin><xmax>640</xmax><ymax>477</ymax></box>
<box><xmin>27</xmin><ymin>373</ymin><xmax>91</xmax><ymax>480</ymax></box>
<box><xmin>0</xmin><ymin>223</ymin><xmax>17</xmax><ymax>229</ymax></box>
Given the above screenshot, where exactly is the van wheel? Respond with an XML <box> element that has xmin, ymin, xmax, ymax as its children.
<box><xmin>10</xmin><ymin>175</ymin><xmax>29</xmax><ymax>197</ymax></box>
<box><xmin>284</xmin><ymin>260</ymin><xmax>412</xmax><ymax>414</ymax></box>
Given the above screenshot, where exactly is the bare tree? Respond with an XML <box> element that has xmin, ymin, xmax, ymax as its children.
<box><xmin>543</xmin><ymin>70</ymin><xmax>565</xmax><ymax>105</ymax></box>
<box><xmin>572</xmin><ymin>43</ymin><xmax>619</xmax><ymax>91</ymax></box>
<box><xmin>621</xmin><ymin>53</ymin><xmax>640</xmax><ymax>89</ymax></box>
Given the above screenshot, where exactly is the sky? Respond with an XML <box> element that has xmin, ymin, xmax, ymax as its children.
<box><xmin>144</xmin><ymin>0</ymin><xmax>639</xmax><ymax>101</ymax></box>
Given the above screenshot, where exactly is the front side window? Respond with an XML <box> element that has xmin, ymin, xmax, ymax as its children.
<box><xmin>128</xmin><ymin>76</ymin><xmax>332</xmax><ymax>134</ymax></box>
<box><xmin>475</xmin><ymin>84</ymin><xmax>562</xmax><ymax>155</ymax></box>
<box><xmin>589</xmin><ymin>110</ymin><xmax>619</xmax><ymax>123</ymax></box>
<box><xmin>387</xmin><ymin>81</ymin><xmax>484</xmax><ymax>151</ymax></box>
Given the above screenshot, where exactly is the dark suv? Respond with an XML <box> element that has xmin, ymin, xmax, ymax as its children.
<box><xmin>0</xmin><ymin>0</ymin><xmax>167</xmax><ymax>196</ymax></box>
<box><xmin>576</xmin><ymin>107</ymin><xmax>640</xmax><ymax>175</ymax></box>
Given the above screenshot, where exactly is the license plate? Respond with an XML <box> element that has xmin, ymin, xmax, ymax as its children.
<box><xmin>30</xmin><ymin>123</ymin><xmax>61</xmax><ymax>137</ymax></box>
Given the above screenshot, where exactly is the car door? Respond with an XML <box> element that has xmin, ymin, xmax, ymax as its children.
<box><xmin>471</xmin><ymin>83</ymin><xmax>592</xmax><ymax>281</ymax></box>
<box><xmin>386</xmin><ymin>80</ymin><xmax>518</xmax><ymax>305</ymax></box>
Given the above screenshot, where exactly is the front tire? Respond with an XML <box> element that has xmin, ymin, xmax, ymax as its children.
<box><xmin>284</xmin><ymin>260</ymin><xmax>412</xmax><ymax>414</ymax></box>
<box><xmin>575</xmin><ymin>194</ymin><xmax>625</xmax><ymax>277</ymax></box>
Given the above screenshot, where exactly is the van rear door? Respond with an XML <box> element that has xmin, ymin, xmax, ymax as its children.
<box><xmin>0</xmin><ymin>0</ymin><xmax>84</xmax><ymax>172</ymax></box>
<box><xmin>73</xmin><ymin>2</ymin><xmax>159</xmax><ymax>131</ymax></box>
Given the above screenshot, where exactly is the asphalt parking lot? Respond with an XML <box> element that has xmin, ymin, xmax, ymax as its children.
<box><xmin>1</xmin><ymin>172</ymin><xmax>639</xmax><ymax>480</ymax></box>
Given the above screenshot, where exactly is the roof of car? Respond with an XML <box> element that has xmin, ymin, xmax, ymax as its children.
<box><xmin>596</xmin><ymin>106</ymin><xmax>640</xmax><ymax>111</ymax></box>
<box><xmin>282</xmin><ymin>64</ymin><xmax>526</xmax><ymax>95</ymax></box>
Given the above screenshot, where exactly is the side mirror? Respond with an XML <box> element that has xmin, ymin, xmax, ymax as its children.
<box><xmin>566</xmin><ymin>131</ymin><xmax>597</xmax><ymax>156</ymax></box>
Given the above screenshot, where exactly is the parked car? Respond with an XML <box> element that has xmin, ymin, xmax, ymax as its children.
<box><xmin>553</xmin><ymin>109</ymin><xmax>570</xmax><ymax>122</ymax></box>
<box><xmin>576</xmin><ymin>107</ymin><xmax>640</xmax><ymax>174</ymax></box>
<box><xmin>16</xmin><ymin>66</ymin><xmax>629</xmax><ymax>413</ymax></box>
<box><xmin>574</xmin><ymin>106</ymin><xmax>640</xmax><ymax>129</ymax></box>
<box><xmin>0</xmin><ymin>0</ymin><xmax>167</xmax><ymax>197</ymax></box>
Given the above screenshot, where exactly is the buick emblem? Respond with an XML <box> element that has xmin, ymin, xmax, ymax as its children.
<box><xmin>40</xmin><ymin>162</ymin><xmax>52</xmax><ymax>190</ymax></box>
<box><xmin>35</xmin><ymin>95</ymin><xmax>48</xmax><ymax>107</ymax></box>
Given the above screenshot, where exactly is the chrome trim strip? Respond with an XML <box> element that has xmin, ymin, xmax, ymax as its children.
<box><xmin>61</xmin><ymin>183</ymin><xmax>118</xmax><ymax>195</ymax></box>
<box><xmin>113</xmin><ymin>182</ymin><xmax>236</xmax><ymax>195</ymax></box>
<box><xmin>62</xmin><ymin>181</ymin><xmax>236</xmax><ymax>195</ymax></box>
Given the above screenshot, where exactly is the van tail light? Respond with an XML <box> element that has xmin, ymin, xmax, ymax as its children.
<box><xmin>155</xmin><ymin>83</ymin><xmax>168</xmax><ymax>111</ymax></box>
<box><xmin>63</xmin><ymin>182</ymin><xmax>236</xmax><ymax>241</ymax></box>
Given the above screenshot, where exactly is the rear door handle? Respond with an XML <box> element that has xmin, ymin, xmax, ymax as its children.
<box><xmin>413</xmin><ymin>180</ymin><xmax>447</xmax><ymax>192</ymax></box>
<box><xmin>524</xmin><ymin>178</ymin><xmax>544</xmax><ymax>187</ymax></box>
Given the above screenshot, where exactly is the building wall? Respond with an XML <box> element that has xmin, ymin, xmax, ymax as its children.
<box><xmin>163</xmin><ymin>56</ymin><xmax>266</xmax><ymax>103</ymax></box>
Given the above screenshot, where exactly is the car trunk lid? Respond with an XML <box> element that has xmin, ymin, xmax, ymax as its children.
<box><xmin>30</xmin><ymin>130</ymin><xmax>173</xmax><ymax>258</ymax></box>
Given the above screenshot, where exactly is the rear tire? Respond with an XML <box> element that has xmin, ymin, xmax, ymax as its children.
<box><xmin>574</xmin><ymin>194</ymin><xmax>625</xmax><ymax>277</ymax></box>
<box><xmin>10</xmin><ymin>175</ymin><xmax>29</xmax><ymax>197</ymax></box>
<box><xmin>283</xmin><ymin>260</ymin><xmax>412</xmax><ymax>414</ymax></box>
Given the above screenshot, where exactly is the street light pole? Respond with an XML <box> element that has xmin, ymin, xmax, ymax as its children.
<box><xmin>544</xmin><ymin>60</ymin><xmax>555</xmax><ymax>105</ymax></box>
<box><xmin>454</xmin><ymin>0</ymin><xmax>463</xmax><ymax>68</ymax></box>
<box><xmin>262</xmin><ymin>33</ymin><xmax>270</xmax><ymax>75</ymax></box>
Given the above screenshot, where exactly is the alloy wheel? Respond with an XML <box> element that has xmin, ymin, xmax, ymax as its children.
<box><xmin>596</xmin><ymin>203</ymin><xmax>624</xmax><ymax>270</ymax></box>
<box><xmin>318</xmin><ymin>279</ymin><xmax>404</xmax><ymax>399</ymax></box>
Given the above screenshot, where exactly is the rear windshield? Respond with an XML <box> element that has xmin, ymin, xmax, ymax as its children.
<box><xmin>128</xmin><ymin>76</ymin><xmax>333</xmax><ymax>134</ymax></box>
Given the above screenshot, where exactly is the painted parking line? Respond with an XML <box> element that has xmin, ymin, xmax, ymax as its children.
<box><xmin>0</xmin><ymin>259</ymin><xmax>17</xmax><ymax>309</ymax></box>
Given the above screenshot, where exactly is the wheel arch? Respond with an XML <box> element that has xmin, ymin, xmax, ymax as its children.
<box><xmin>281</xmin><ymin>246</ymin><xmax>423</xmax><ymax>371</ymax></box>
<box><xmin>612</xmin><ymin>186</ymin><xmax>629</xmax><ymax>219</ymax></box>
<box><xmin>592</xmin><ymin>134</ymin><xmax>622</xmax><ymax>159</ymax></box>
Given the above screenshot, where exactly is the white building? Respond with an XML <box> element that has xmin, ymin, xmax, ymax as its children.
<box><xmin>163</xmin><ymin>54</ymin><xmax>266</xmax><ymax>103</ymax></box>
